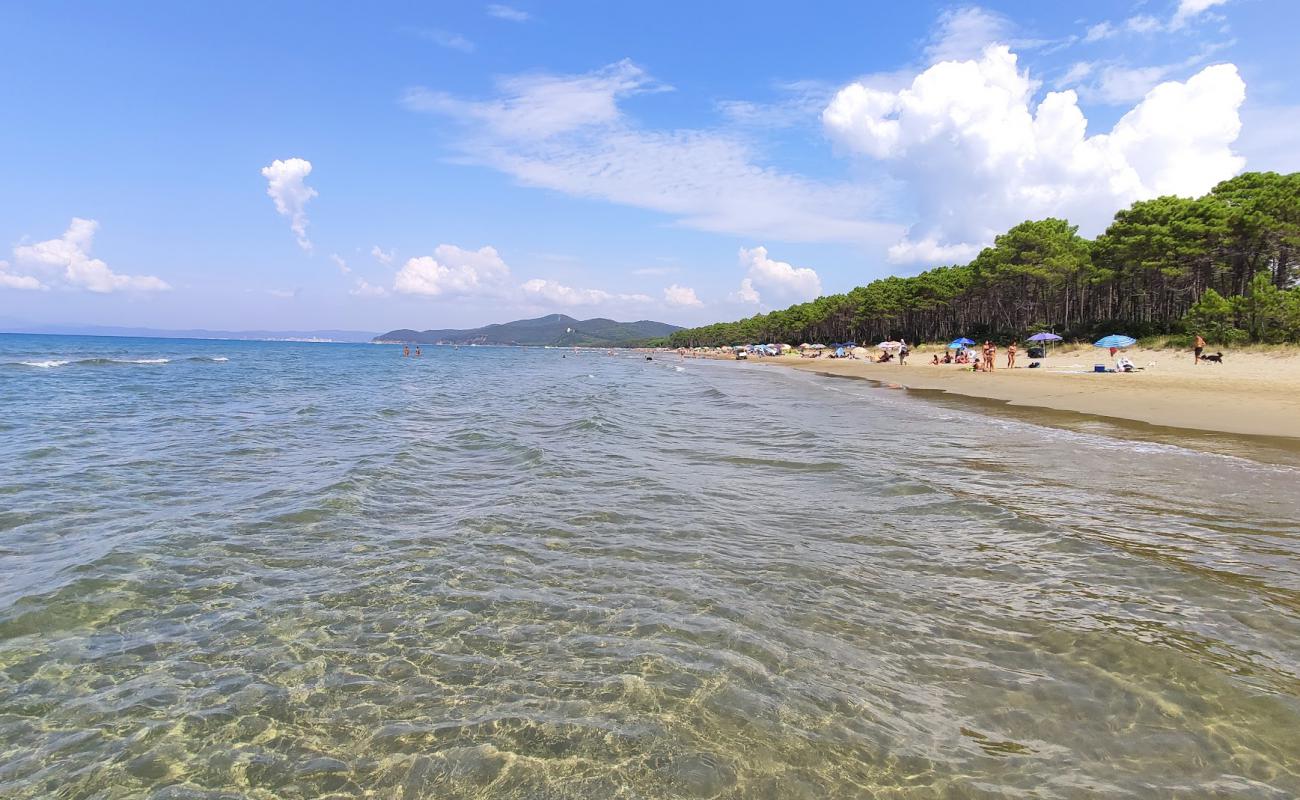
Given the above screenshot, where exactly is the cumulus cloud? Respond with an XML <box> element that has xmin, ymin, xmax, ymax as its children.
<box><xmin>394</xmin><ymin>244</ymin><xmax>511</xmax><ymax>297</ymax></box>
<box><xmin>736</xmin><ymin>246</ymin><xmax>821</xmax><ymax>305</ymax></box>
<box><xmin>330</xmin><ymin>253</ymin><xmax>351</xmax><ymax>273</ymax></box>
<box><xmin>487</xmin><ymin>4</ymin><xmax>530</xmax><ymax>22</ymax></box>
<box><xmin>0</xmin><ymin>260</ymin><xmax>43</xmax><ymax>290</ymax></box>
<box><xmin>10</xmin><ymin>218</ymin><xmax>169</xmax><ymax>292</ymax></box>
<box><xmin>732</xmin><ymin>278</ymin><xmax>761</xmax><ymax>305</ymax></box>
<box><xmin>371</xmin><ymin>245</ymin><xmax>394</xmax><ymax>264</ymax></box>
<box><xmin>822</xmin><ymin>46</ymin><xmax>1246</xmax><ymax>261</ymax></box>
<box><xmin>260</xmin><ymin>158</ymin><xmax>317</xmax><ymax>251</ymax></box>
<box><xmin>663</xmin><ymin>284</ymin><xmax>702</xmax><ymax>307</ymax></box>
<box><xmin>520</xmin><ymin>278</ymin><xmax>651</xmax><ymax>307</ymax></box>
<box><xmin>403</xmin><ymin>60</ymin><xmax>897</xmax><ymax>247</ymax></box>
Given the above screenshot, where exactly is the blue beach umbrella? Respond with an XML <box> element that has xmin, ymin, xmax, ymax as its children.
<box><xmin>946</xmin><ymin>339</ymin><xmax>967</xmax><ymax>350</ymax></box>
<box><xmin>954</xmin><ymin>337</ymin><xmax>976</xmax><ymax>346</ymax></box>
<box><xmin>1093</xmin><ymin>334</ymin><xmax>1136</xmax><ymax>349</ymax></box>
<box><xmin>1027</xmin><ymin>332</ymin><xmax>1062</xmax><ymax>342</ymax></box>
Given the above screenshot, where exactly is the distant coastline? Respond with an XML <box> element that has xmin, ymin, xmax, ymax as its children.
<box><xmin>1</xmin><ymin>325</ymin><xmax>378</xmax><ymax>343</ymax></box>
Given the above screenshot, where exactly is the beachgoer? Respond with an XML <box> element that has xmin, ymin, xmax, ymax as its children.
<box><xmin>899</xmin><ymin>340</ymin><xmax>909</xmax><ymax>365</ymax></box>
<box><xmin>931</xmin><ymin>354</ymin><xmax>940</xmax><ymax>365</ymax></box>
<box><xmin>1194</xmin><ymin>334</ymin><xmax>1205</xmax><ymax>363</ymax></box>
<box><xmin>415</xmin><ymin>346</ymin><xmax>422</xmax><ymax>357</ymax></box>
<box><xmin>402</xmin><ymin>345</ymin><xmax>410</xmax><ymax>357</ymax></box>
<box><xmin>1006</xmin><ymin>341</ymin><xmax>1017</xmax><ymax>369</ymax></box>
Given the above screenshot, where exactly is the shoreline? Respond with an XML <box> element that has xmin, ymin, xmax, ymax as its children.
<box><xmin>693</xmin><ymin>348</ymin><xmax>1300</xmax><ymax>440</ymax></box>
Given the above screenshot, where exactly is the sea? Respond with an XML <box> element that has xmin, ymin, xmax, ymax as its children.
<box><xmin>1</xmin><ymin>333</ymin><xmax>1298</xmax><ymax>799</ymax></box>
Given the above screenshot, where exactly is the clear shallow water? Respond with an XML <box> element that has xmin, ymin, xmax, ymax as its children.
<box><xmin>1</xmin><ymin>333</ymin><xmax>1298</xmax><ymax>799</ymax></box>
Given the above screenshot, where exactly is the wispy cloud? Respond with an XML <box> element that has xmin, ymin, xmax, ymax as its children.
<box><xmin>487</xmin><ymin>4</ymin><xmax>530</xmax><ymax>22</ymax></box>
<box><xmin>414</xmin><ymin>28</ymin><xmax>474</xmax><ymax>53</ymax></box>
<box><xmin>403</xmin><ymin>60</ymin><xmax>897</xmax><ymax>248</ymax></box>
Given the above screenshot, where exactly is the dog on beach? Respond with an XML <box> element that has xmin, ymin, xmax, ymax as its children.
<box><xmin>1200</xmin><ymin>352</ymin><xmax>1224</xmax><ymax>364</ymax></box>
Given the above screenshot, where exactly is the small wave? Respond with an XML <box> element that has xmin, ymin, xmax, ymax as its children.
<box><xmin>19</xmin><ymin>360</ymin><xmax>70</xmax><ymax>368</ymax></box>
<box><xmin>674</xmin><ymin>366</ymin><xmax>685</xmax><ymax>372</ymax></box>
<box><xmin>187</xmin><ymin>356</ymin><xmax>229</xmax><ymax>362</ymax></box>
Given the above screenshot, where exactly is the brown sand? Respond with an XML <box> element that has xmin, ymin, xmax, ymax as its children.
<box><xmin>718</xmin><ymin>347</ymin><xmax>1300</xmax><ymax>439</ymax></box>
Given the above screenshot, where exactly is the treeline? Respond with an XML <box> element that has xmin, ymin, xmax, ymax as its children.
<box><xmin>667</xmin><ymin>172</ymin><xmax>1300</xmax><ymax>348</ymax></box>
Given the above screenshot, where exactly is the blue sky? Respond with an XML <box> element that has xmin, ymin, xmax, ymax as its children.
<box><xmin>2</xmin><ymin>0</ymin><xmax>1297</xmax><ymax>332</ymax></box>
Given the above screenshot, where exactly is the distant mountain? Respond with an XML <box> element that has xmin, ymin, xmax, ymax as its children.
<box><xmin>1</xmin><ymin>323</ymin><xmax>379</xmax><ymax>342</ymax></box>
<box><xmin>375</xmin><ymin>314</ymin><xmax>681</xmax><ymax>347</ymax></box>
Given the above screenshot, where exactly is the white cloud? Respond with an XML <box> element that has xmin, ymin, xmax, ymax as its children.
<box><xmin>394</xmin><ymin>244</ymin><xmax>512</xmax><ymax>297</ymax></box>
<box><xmin>416</xmin><ymin>29</ymin><xmax>474</xmax><ymax>53</ymax></box>
<box><xmin>0</xmin><ymin>259</ymin><xmax>44</xmax><ymax>290</ymax></box>
<box><xmin>663</xmin><ymin>284</ymin><xmax>702</xmax><ymax>307</ymax></box>
<box><xmin>487</xmin><ymin>4</ymin><xmax>530</xmax><ymax>22</ymax></box>
<box><xmin>1083</xmin><ymin>21</ymin><xmax>1116</xmax><ymax>42</ymax></box>
<box><xmin>371</xmin><ymin>245</ymin><xmax>394</xmax><ymax>264</ymax></box>
<box><xmin>886</xmin><ymin>238</ymin><xmax>981</xmax><ymax>265</ymax></box>
<box><xmin>1059</xmin><ymin>61</ymin><xmax>1095</xmax><ymax>87</ymax></box>
<box><xmin>632</xmin><ymin>266</ymin><xmax>678</xmax><ymax>276</ymax></box>
<box><xmin>11</xmin><ymin>218</ymin><xmax>169</xmax><ymax>292</ymax></box>
<box><xmin>330</xmin><ymin>253</ymin><xmax>351</xmax><ymax>273</ymax></box>
<box><xmin>521</xmin><ymin>278</ymin><xmax>611</xmax><ymax>306</ymax></box>
<box><xmin>732</xmin><ymin>277</ymin><xmax>761</xmax><ymax>305</ymax></box>
<box><xmin>822</xmin><ymin>46</ymin><xmax>1246</xmax><ymax>261</ymax></box>
<box><xmin>1091</xmin><ymin>64</ymin><xmax>1175</xmax><ymax>104</ymax></box>
<box><xmin>267</xmin><ymin>288</ymin><xmax>299</xmax><ymax>299</ymax></box>
<box><xmin>925</xmin><ymin>6</ymin><xmax>1011</xmax><ymax>63</ymax></box>
<box><xmin>350</xmin><ymin>278</ymin><xmax>389</xmax><ymax>297</ymax></box>
<box><xmin>1126</xmin><ymin>15</ymin><xmax>1163</xmax><ymax>34</ymax></box>
<box><xmin>737</xmin><ymin>246</ymin><xmax>821</xmax><ymax>304</ymax></box>
<box><xmin>1173</xmin><ymin>0</ymin><xmax>1229</xmax><ymax>29</ymax></box>
<box><xmin>403</xmin><ymin>60</ymin><xmax>897</xmax><ymax>247</ymax></box>
<box><xmin>260</xmin><ymin>158</ymin><xmax>317</xmax><ymax>252</ymax></box>
<box><xmin>520</xmin><ymin>278</ymin><xmax>651</xmax><ymax>307</ymax></box>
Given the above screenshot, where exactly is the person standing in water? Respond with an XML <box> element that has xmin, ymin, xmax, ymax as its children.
<box><xmin>402</xmin><ymin>344</ymin><xmax>410</xmax><ymax>357</ymax></box>
<box><xmin>415</xmin><ymin>346</ymin><xmax>422</xmax><ymax>357</ymax></box>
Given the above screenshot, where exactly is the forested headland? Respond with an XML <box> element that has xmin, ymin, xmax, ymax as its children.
<box><xmin>667</xmin><ymin>172</ymin><xmax>1300</xmax><ymax>348</ymax></box>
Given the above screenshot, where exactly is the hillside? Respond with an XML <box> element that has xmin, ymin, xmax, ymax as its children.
<box><xmin>375</xmin><ymin>314</ymin><xmax>680</xmax><ymax>347</ymax></box>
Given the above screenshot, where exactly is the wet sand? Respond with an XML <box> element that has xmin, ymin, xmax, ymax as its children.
<box><xmin>741</xmin><ymin>347</ymin><xmax>1300</xmax><ymax>439</ymax></box>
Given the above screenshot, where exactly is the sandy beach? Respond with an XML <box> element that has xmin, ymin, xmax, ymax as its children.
<box><xmin>722</xmin><ymin>346</ymin><xmax>1300</xmax><ymax>439</ymax></box>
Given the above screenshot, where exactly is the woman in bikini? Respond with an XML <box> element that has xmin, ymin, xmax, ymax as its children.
<box><xmin>1006</xmin><ymin>340</ymin><xmax>1017</xmax><ymax>369</ymax></box>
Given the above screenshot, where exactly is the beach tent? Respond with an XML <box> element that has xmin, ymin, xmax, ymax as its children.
<box><xmin>779</xmin><ymin>343</ymin><xmax>793</xmax><ymax>352</ymax></box>
<box><xmin>1093</xmin><ymin>334</ymin><xmax>1136</xmax><ymax>349</ymax></box>
<box><xmin>878</xmin><ymin>341</ymin><xmax>903</xmax><ymax>350</ymax></box>
<box><xmin>852</xmin><ymin>346</ymin><xmax>869</xmax><ymax>358</ymax></box>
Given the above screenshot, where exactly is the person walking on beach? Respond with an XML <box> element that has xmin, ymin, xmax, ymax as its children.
<box><xmin>899</xmin><ymin>339</ymin><xmax>909</xmax><ymax>365</ymax></box>
<box><xmin>1194</xmin><ymin>334</ymin><xmax>1205</xmax><ymax>363</ymax></box>
<box><xmin>1006</xmin><ymin>340</ymin><xmax>1017</xmax><ymax>369</ymax></box>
